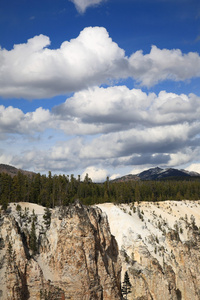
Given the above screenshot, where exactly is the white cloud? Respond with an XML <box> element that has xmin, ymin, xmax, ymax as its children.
<box><xmin>186</xmin><ymin>163</ymin><xmax>200</xmax><ymax>174</ymax></box>
<box><xmin>0</xmin><ymin>106</ymin><xmax>25</xmax><ymax>134</ymax></box>
<box><xmin>0</xmin><ymin>27</ymin><xmax>126</xmax><ymax>99</ymax></box>
<box><xmin>1</xmin><ymin>27</ymin><xmax>200</xmax><ymax>99</ymax></box>
<box><xmin>78</xmin><ymin>122</ymin><xmax>199</xmax><ymax>162</ymax></box>
<box><xmin>130</xmin><ymin>166</ymin><xmax>150</xmax><ymax>175</ymax></box>
<box><xmin>53</xmin><ymin>86</ymin><xmax>200</xmax><ymax>135</ymax></box>
<box><xmin>7</xmin><ymin>120</ymin><xmax>200</xmax><ymax>175</ymax></box>
<box><xmin>81</xmin><ymin>166</ymin><xmax>108</xmax><ymax>182</ymax></box>
<box><xmin>0</xmin><ymin>152</ymin><xmax>13</xmax><ymax>165</ymax></box>
<box><xmin>0</xmin><ymin>105</ymin><xmax>52</xmax><ymax>135</ymax></box>
<box><xmin>70</xmin><ymin>0</ymin><xmax>105</xmax><ymax>13</ymax></box>
<box><xmin>168</xmin><ymin>149</ymin><xmax>200</xmax><ymax>167</ymax></box>
<box><xmin>109</xmin><ymin>173</ymin><xmax>121</xmax><ymax>180</ymax></box>
<box><xmin>1</xmin><ymin>85</ymin><xmax>200</xmax><ymax>175</ymax></box>
<box><xmin>129</xmin><ymin>46</ymin><xmax>200</xmax><ymax>86</ymax></box>
<box><xmin>2</xmin><ymin>87</ymin><xmax>200</xmax><ymax>138</ymax></box>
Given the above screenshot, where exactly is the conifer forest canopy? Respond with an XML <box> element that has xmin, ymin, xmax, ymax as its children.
<box><xmin>1</xmin><ymin>171</ymin><xmax>200</xmax><ymax>209</ymax></box>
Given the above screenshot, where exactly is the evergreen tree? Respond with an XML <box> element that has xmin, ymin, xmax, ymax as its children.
<box><xmin>29</xmin><ymin>220</ymin><xmax>37</xmax><ymax>255</ymax></box>
<box><xmin>134</xmin><ymin>183</ymin><xmax>140</xmax><ymax>203</ymax></box>
<box><xmin>121</xmin><ymin>271</ymin><xmax>132</xmax><ymax>299</ymax></box>
<box><xmin>43</xmin><ymin>207</ymin><xmax>51</xmax><ymax>229</ymax></box>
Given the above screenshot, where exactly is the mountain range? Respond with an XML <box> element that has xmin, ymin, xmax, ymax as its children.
<box><xmin>0</xmin><ymin>164</ymin><xmax>200</xmax><ymax>182</ymax></box>
<box><xmin>112</xmin><ymin>167</ymin><xmax>200</xmax><ymax>182</ymax></box>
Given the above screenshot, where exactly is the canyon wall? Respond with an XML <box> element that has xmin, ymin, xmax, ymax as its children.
<box><xmin>98</xmin><ymin>201</ymin><xmax>200</xmax><ymax>300</ymax></box>
<box><xmin>0</xmin><ymin>201</ymin><xmax>121</xmax><ymax>300</ymax></box>
<box><xmin>1</xmin><ymin>200</ymin><xmax>200</xmax><ymax>300</ymax></box>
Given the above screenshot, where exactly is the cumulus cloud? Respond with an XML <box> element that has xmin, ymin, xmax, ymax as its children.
<box><xmin>81</xmin><ymin>166</ymin><xmax>108</xmax><ymax>182</ymax></box>
<box><xmin>2</xmin><ymin>87</ymin><xmax>200</xmax><ymax>138</ymax></box>
<box><xmin>78</xmin><ymin>123</ymin><xmax>199</xmax><ymax>162</ymax></box>
<box><xmin>1</xmin><ymin>86</ymin><xmax>200</xmax><ymax>175</ymax></box>
<box><xmin>109</xmin><ymin>173</ymin><xmax>121</xmax><ymax>180</ymax></box>
<box><xmin>168</xmin><ymin>149</ymin><xmax>199</xmax><ymax>167</ymax></box>
<box><xmin>70</xmin><ymin>0</ymin><xmax>105</xmax><ymax>13</ymax></box>
<box><xmin>186</xmin><ymin>163</ymin><xmax>200</xmax><ymax>174</ymax></box>
<box><xmin>1</xmin><ymin>27</ymin><xmax>200</xmax><ymax>99</ymax></box>
<box><xmin>0</xmin><ymin>27</ymin><xmax>126</xmax><ymax>99</ymax></box>
<box><xmin>129</xmin><ymin>46</ymin><xmax>200</xmax><ymax>86</ymax></box>
<box><xmin>53</xmin><ymin>86</ymin><xmax>200</xmax><ymax>135</ymax></box>
<box><xmin>0</xmin><ymin>151</ymin><xmax>13</xmax><ymax>165</ymax></box>
<box><xmin>7</xmin><ymin>120</ymin><xmax>200</xmax><ymax>176</ymax></box>
<box><xmin>0</xmin><ymin>105</ymin><xmax>51</xmax><ymax>135</ymax></box>
<box><xmin>0</xmin><ymin>106</ymin><xmax>25</xmax><ymax>134</ymax></box>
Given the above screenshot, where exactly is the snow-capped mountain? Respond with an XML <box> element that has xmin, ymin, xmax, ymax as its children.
<box><xmin>112</xmin><ymin>167</ymin><xmax>200</xmax><ymax>182</ymax></box>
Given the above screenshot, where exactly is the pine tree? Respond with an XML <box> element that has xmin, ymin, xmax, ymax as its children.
<box><xmin>7</xmin><ymin>241</ymin><xmax>16</xmax><ymax>267</ymax></box>
<box><xmin>29</xmin><ymin>220</ymin><xmax>37</xmax><ymax>255</ymax></box>
<box><xmin>121</xmin><ymin>271</ymin><xmax>132</xmax><ymax>299</ymax></box>
<box><xmin>134</xmin><ymin>183</ymin><xmax>140</xmax><ymax>203</ymax></box>
<box><xmin>43</xmin><ymin>207</ymin><xmax>51</xmax><ymax>229</ymax></box>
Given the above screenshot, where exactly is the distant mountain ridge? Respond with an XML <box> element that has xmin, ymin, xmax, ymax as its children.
<box><xmin>112</xmin><ymin>167</ymin><xmax>200</xmax><ymax>182</ymax></box>
<box><xmin>0</xmin><ymin>164</ymin><xmax>35</xmax><ymax>177</ymax></box>
<box><xmin>1</xmin><ymin>164</ymin><xmax>200</xmax><ymax>182</ymax></box>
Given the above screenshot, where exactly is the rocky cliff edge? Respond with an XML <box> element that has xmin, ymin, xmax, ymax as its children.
<box><xmin>0</xmin><ymin>201</ymin><xmax>121</xmax><ymax>300</ymax></box>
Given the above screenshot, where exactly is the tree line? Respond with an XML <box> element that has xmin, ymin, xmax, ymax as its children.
<box><xmin>0</xmin><ymin>171</ymin><xmax>200</xmax><ymax>209</ymax></box>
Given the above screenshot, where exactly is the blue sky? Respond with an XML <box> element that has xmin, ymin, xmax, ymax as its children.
<box><xmin>1</xmin><ymin>0</ymin><xmax>200</xmax><ymax>181</ymax></box>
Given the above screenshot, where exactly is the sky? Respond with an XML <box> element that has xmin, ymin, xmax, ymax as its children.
<box><xmin>1</xmin><ymin>0</ymin><xmax>200</xmax><ymax>182</ymax></box>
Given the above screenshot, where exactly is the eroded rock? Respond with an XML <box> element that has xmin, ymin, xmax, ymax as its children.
<box><xmin>0</xmin><ymin>201</ymin><xmax>121</xmax><ymax>300</ymax></box>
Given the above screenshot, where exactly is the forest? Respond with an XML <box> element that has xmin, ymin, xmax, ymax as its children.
<box><xmin>0</xmin><ymin>171</ymin><xmax>200</xmax><ymax>209</ymax></box>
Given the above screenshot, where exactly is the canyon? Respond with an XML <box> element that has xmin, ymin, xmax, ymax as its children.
<box><xmin>0</xmin><ymin>200</ymin><xmax>200</xmax><ymax>299</ymax></box>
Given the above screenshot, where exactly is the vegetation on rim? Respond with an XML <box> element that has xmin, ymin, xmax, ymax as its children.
<box><xmin>0</xmin><ymin>168</ymin><xmax>200</xmax><ymax>208</ymax></box>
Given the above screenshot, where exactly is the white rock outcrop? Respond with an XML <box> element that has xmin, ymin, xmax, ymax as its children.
<box><xmin>97</xmin><ymin>201</ymin><xmax>200</xmax><ymax>300</ymax></box>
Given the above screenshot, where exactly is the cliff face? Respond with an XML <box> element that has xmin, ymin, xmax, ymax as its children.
<box><xmin>98</xmin><ymin>201</ymin><xmax>200</xmax><ymax>300</ymax></box>
<box><xmin>0</xmin><ymin>201</ymin><xmax>121</xmax><ymax>300</ymax></box>
<box><xmin>1</xmin><ymin>200</ymin><xmax>200</xmax><ymax>300</ymax></box>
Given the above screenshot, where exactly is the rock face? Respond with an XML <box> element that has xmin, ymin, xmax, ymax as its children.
<box><xmin>98</xmin><ymin>201</ymin><xmax>200</xmax><ymax>300</ymax></box>
<box><xmin>1</xmin><ymin>200</ymin><xmax>200</xmax><ymax>300</ymax></box>
<box><xmin>0</xmin><ymin>201</ymin><xmax>121</xmax><ymax>300</ymax></box>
